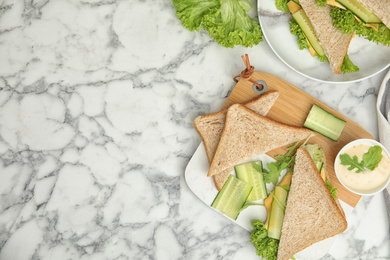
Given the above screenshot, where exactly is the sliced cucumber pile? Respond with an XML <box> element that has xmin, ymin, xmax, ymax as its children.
<box><xmin>235</xmin><ymin>161</ymin><xmax>268</xmax><ymax>201</ymax></box>
<box><xmin>267</xmin><ymin>186</ymin><xmax>289</xmax><ymax>240</ymax></box>
<box><xmin>304</xmin><ymin>104</ymin><xmax>346</xmax><ymax>142</ymax></box>
<box><xmin>336</xmin><ymin>0</ymin><xmax>381</xmax><ymax>24</ymax></box>
<box><xmin>292</xmin><ymin>9</ymin><xmax>325</xmax><ymax>56</ymax></box>
<box><xmin>211</xmin><ymin>175</ymin><xmax>252</xmax><ymax>220</ymax></box>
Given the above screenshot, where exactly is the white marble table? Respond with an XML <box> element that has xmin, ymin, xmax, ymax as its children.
<box><xmin>0</xmin><ymin>0</ymin><xmax>389</xmax><ymax>259</ymax></box>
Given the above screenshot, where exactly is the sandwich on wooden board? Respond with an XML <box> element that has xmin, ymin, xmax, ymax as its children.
<box><xmin>207</xmin><ymin>104</ymin><xmax>313</xmax><ymax>177</ymax></box>
<box><xmin>277</xmin><ymin>148</ymin><xmax>348</xmax><ymax>260</ymax></box>
<box><xmin>193</xmin><ymin>91</ymin><xmax>279</xmax><ymax>190</ymax></box>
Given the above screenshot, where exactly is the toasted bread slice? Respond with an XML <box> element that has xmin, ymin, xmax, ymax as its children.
<box><xmin>356</xmin><ymin>0</ymin><xmax>390</xmax><ymax>29</ymax></box>
<box><xmin>277</xmin><ymin>148</ymin><xmax>348</xmax><ymax>260</ymax></box>
<box><xmin>207</xmin><ymin>104</ymin><xmax>313</xmax><ymax>177</ymax></box>
<box><xmin>194</xmin><ymin>91</ymin><xmax>279</xmax><ymax>164</ymax></box>
<box><xmin>299</xmin><ymin>0</ymin><xmax>354</xmax><ymax>74</ymax></box>
<box><xmin>194</xmin><ymin>92</ymin><xmax>279</xmax><ymax>189</ymax></box>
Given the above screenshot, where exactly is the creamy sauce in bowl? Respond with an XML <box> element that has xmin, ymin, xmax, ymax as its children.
<box><xmin>335</xmin><ymin>139</ymin><xmax>390</xmax><ymax>195</ymax></box>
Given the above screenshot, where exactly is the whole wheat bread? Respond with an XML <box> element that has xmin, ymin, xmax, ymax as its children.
<box><xmin>300</xmin><ymin>0</ymin><xmax>354</xmax><ymax>74</ymax></box>
<box><xmin>194</xmin><ymin>91</ymin><xmax>279</xmax><ymax>189</ymax></box>
<box><xmin>194</xmin><ymin>91</ymin><xmax>279</xmax><ymax>163</ymax></box>
<box><xmin>356</xmin><ymin>0</ymin><xmax>390</xmax><ymax>30</ymax></box>
<box><xmin>277</xmin><ymin>148</ymin><xmax>348</xmax><ymax>260</ymax></box>
<box><xmin>207</xmin><ymin>104</ymin><xmax>313</xmax><ymax>177</ymax></box>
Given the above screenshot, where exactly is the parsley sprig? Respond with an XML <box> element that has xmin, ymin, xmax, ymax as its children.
<box><xmin>339</xmin><ymin>145</ymin><xmax>383</xmax><ymax>173</ymax></box>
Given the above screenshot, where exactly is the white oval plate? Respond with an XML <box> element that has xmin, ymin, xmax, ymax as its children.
<box><xmin>257</xmin><ymin>0</ymin><xmax>390</xmax><ymax>83</ymax></box>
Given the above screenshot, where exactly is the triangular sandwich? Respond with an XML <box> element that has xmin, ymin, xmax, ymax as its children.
<box><xmin>277</xmin><ymin>148</ymin><xmax>348</xmax><ymax>260</ymax></box>
<box><xmin>299</xmin><ymin>0</ymin><xmax>354</xmax><ymax>74</ymax></box>
<box><xmin>207</xmin><ymin>104</ymin><xmax>313</xmax><ymax>177</ymax></box>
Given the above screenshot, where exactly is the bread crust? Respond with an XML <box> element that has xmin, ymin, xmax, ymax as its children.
<box><xmin>207</xmin><ymin>104</ymin><xmax>313</xmax><ymax>177</ymax></box>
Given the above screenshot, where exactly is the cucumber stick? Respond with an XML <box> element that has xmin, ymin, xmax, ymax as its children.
<box><xmin>211</xmin><ymin>175</ymin><xmax>252</xmax><ymax>220</ymax></box>
<box><xmin>235</xmin><ymin>161</ymin><xmax>268</xmax><ymax>201</ymax></box>
<box><xmin>292</xmin><ymin>9</ymin><xmax>325</xmax><ymax>56</ymax></box>
<box><xmin>268</xmin><ymin>186</ymin><xmax>288</xmax><ymax>240</ymax></box>
<box><xmin>304</xmin><ymin>104</ymin><xmax>346</xmax><ymax>142</ymax></box>
<box><xmin>336</xmin><ymin>0</ymin><xmax>381</xmax><ymax>24</ymax></box>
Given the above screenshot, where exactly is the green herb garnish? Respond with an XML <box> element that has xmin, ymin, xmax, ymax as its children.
<box><xmin>339</xmin><ymin>145</ymin><xmax>383</xmax><ymax>173</ymax></box>
<box><xmin>261</xmin><ymin>136</ymin><xmax>313</xmax><ymax>185</ymax></box>
<box><xmin>262</xmin><ymin>160</ymin><xmax>289</xmax><ymax>185</ymax></box>
<box><xmin>325</xmin><ymin>178</ymin><xmax>338</xmax><ymax>199</ymax></box>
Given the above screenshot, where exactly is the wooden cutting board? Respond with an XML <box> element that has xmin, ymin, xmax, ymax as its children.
<box><xmin>222</xmin><ymin>71</ymin><xmax>374</xmax><ymax>208</ymax></box>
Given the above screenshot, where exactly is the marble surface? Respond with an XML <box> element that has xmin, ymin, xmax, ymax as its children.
<box><xmin>0</xmin><ymin>0</ymin><xmax>389</xmax><ymax>260</ymax></box>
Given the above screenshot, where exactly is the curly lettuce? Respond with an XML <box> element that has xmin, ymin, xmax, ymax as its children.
<box><xmin>275</xmin><ymin>0</ymin><xmax>289</xmax><ymax>12</ymax></box>
<box><xmin>316</xmin><ymin>0</ymin><xmax>327</xmax><ymax>7</ymax></box>
<box><xmin>290</xmin><ymin>19</ymin><xmax>309</xmax><ymax>49</ymax></box>
<box><xmin>173</xmin><ymin>0</ymin><xmax>263</xmax><ymax>48</ymax></box>
<box><xmin>340</xmin><ymin>54</ymin><xmax>360</xmax><ymax>74</ymax></box>
<box><xmin>250</xmin><ymin>220</ymin><xmax>279</xmax><ymax>260</ymax></box>
<box><xmin>330</xmin><ymin>6</ymin><xmax>390</xmax><ymax>46</ymax></box>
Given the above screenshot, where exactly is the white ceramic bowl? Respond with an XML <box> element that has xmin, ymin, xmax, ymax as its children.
<box><xmin>257</xmin><ymin>0</ymin><xmax>390</xmax><ymax>83</ymax></box>
<box><xmin>334</xmin><ymin>139</ymin><xmax>390</xmax><ymax>196</ymax></box>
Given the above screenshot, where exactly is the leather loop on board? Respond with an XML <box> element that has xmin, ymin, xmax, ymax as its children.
<box><xmin>233</xmin><ymin>54</ymin><xmax>262</xmax><ymax>89</ymax></box>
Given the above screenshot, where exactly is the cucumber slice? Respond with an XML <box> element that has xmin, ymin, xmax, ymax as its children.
<box><xmin>235</xmin><ymin>161</ymin><xmax>268</xmax><ymax>201</ymax></box>
<box><xmin>211</xmin><ymin>175</ymin><xmax>252</xmax><ymax>220</ymax></box>
<box><xmin>304</xmin><ymin>104</ymin><xmax>346</xmax><ymax>142</ymax></box>
<box><xmin>292</xmin><ymin>9</ymin><xmax>325</xmax><ymax>56</ymax></box>
<box><xmin>268</xmin><ymin>186</ymin><xmax>288</xmax><ymax>240</ymax></box>
<box><xmin>336</xmin><ymin>0</ymin><xmax>381</xmax><ymax>24</ymax></box>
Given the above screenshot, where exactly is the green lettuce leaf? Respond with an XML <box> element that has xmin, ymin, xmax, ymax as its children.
<box><xmin>316</xmin><ymin>0</ymin><xmax>327</xmax><ymax>7</ymax></box>
<box><xmin>250</xmin><ymin>220</ymin><xmax>279</xmax><ymax>260</ymax></box>
<box><xmin>173</xmin><ymin>0</ymin><xmax>219</xmax><ymax>31</ymax></box>
<box><xmin>275</xmin><ymin>0</ymin><xmax>289</xmax><ymax>12</ymax></box>
<box><xmin>173</xmin><ymin>0</ymin><xmax>263</xmax><ymax>48</ymax></box>
<box><xmin>302</xmin><ymin>144</ymin><xmax>325</xmax><ymax>163</ymax></box>
<box><xmin>340</xmin><ymin>54</ymin><xmax>360</xmax><ymax>74</ymax></box>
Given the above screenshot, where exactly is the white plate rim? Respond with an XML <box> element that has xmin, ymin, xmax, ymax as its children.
<box><xmin>257</xmin><ymin>0</ymin><xmax>390</xmax><ymax>84</ymax></box>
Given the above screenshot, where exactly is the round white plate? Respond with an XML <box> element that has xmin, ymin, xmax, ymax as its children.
<box><xmin>257</xmin><ymin>0</ymin><xmax>390</xmax><ymax>83</ymax></box>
